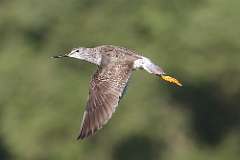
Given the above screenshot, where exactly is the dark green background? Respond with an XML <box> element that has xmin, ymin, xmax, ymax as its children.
<box><xmin>0</xmin><ymin>0</ymin><xmax>239</xmax><ymax>159</ymax></box>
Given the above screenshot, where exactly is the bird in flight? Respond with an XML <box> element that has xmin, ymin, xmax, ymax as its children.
<box><xmin>52</xmin><ymin>45</ymin><xmax>182</xmax><ymax>140</ymax></box>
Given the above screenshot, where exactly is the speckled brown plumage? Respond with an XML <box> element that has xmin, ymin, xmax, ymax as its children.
<box><xmin>77</xmin><ymin>46</ymin><xmax>138</xmax><ymax>139</ymax></box>
<box><xmin>53</xmin><ymin>45</ymin><xmax>182</xmax><ymax>140</ymax></box>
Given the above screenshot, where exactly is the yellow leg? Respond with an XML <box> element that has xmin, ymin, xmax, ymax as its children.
<box><xmin>161</xmin><ymin>75</ymin><xmax>182</xmax><ymax>86</ymax></box>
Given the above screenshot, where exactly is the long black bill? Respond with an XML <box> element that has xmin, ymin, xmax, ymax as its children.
<box><xmin>51</xmin><ymin>54</ymin><xmax>68</xmax><ymax>58</ymax></box>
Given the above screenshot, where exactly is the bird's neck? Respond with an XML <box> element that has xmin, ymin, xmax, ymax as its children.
<box><xmin>83</xmin><ymin>53</ymin><xmax>101</xmax><ymax>65</ymax></box>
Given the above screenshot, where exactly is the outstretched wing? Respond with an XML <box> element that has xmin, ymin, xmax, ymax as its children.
<box><xmin>77</xmin><ymin>62</ymin><xmax>133</xmax><ymax>140</ymax></box>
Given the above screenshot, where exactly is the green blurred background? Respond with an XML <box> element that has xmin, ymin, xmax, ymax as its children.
<box><xmin>0</xmin><ymin>0</ymin><xmax>240</xmax><ymax>160</ymax></box>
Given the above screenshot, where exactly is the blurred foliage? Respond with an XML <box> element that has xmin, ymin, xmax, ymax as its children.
<box><xmin>0</xmin><ymin>0</ymin><xmax>240</xmax><ymax>160</ymax></box>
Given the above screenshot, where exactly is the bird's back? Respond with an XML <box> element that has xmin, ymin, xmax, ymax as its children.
<box><xmin>96</xmin><ymin>45</ymin><xmax>141</xmax><ymax>63</ymax></box>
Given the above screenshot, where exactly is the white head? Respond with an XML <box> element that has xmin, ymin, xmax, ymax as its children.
<box><xmin>67</xmin><ymin>48</ymin><xmax>87</xmax><ymax>59</ymax></box>
<box><xmin>52</xmin><ymin>47</ymin><xmax>101</xmax><ymax>65</ymax></box>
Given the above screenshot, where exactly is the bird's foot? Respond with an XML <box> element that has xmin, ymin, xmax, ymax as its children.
<box><xmin>161</xmin><ymin>75</ymin><xmax>182</xmax><ymax>87</ymax></box>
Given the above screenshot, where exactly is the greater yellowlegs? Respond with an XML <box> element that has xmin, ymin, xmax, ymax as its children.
<box><xmin>53</xmin><ymin>45</ymin><xmax>182</xmax><ymax>140</ymax></box>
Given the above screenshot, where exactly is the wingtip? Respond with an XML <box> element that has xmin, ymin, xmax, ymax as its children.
<box><xmin>76</xmin><ymin>132</ymin><xmax>84</xmax><ymax>140</ymax></box>
<box><xmin>76</xmin><ymin>135</ymin><xmax>82</xmax><ymax>140</ymax></box>
<box><xmin>76</xmin><ymin>128</ymin><xmax>90</xmax><ymax>140</ymax></box>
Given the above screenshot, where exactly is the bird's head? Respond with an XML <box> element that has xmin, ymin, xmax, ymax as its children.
<box><xmin>52</xmin><ymin>48</ymin><xmax>87</xmax><ymax>59</ymax></box>
<box><xmin>52</xmin><ymin>47</ymin><xmax>101</xmax><ymax>65</ymax></box>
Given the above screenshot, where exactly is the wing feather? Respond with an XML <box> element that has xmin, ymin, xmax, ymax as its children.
<box><xmin>77</xmin><ymin>62</ymin><xmax>133</xmax><ymax>139</ymax></box>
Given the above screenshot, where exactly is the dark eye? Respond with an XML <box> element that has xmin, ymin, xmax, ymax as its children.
<box><xmin>75</xmin><ymin>50</ymin><xmax>79</xmax><ymax>52</ymax></box>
